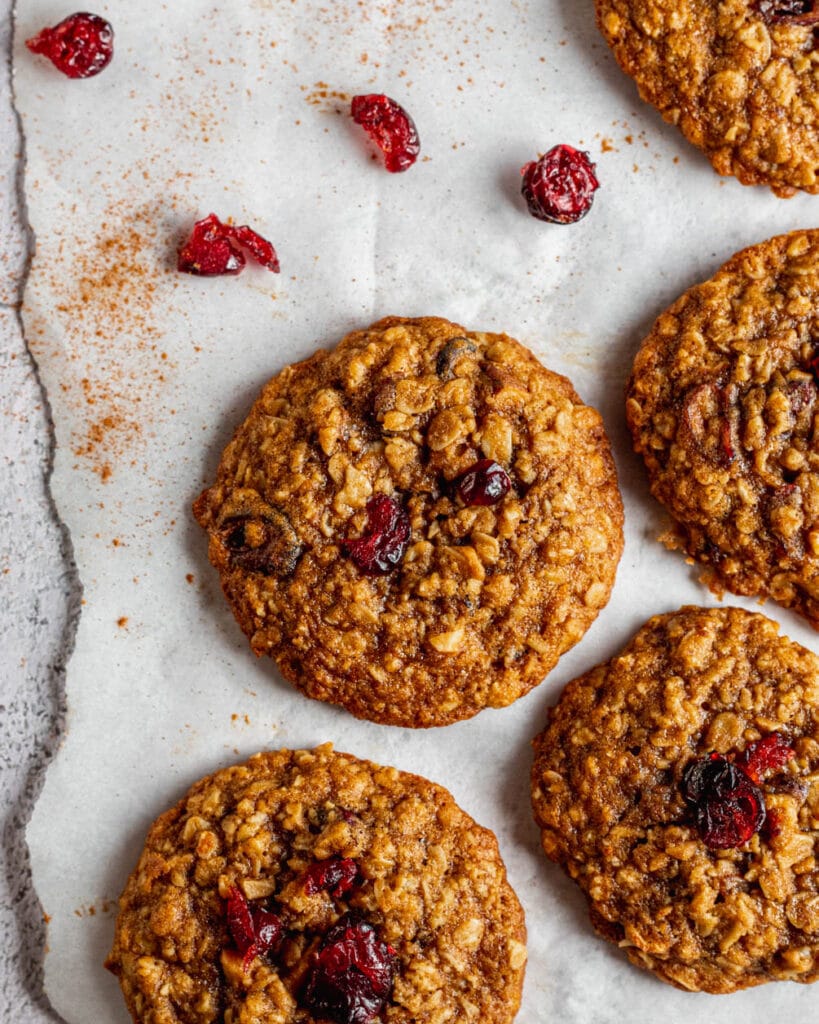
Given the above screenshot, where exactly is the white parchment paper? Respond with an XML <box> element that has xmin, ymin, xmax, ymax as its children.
<box><xmin>16</xmin><ymin>1</ymin><xmax>819</xmax><ymax>1021</ymax></box>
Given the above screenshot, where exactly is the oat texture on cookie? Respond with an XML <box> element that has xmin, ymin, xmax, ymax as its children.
<box><xmin>595</xmin><ymin>0</ymin><xmax>819</xmax><ymax>195</ymax></box>
<box><xmin>106</xmin><ymin>744</ymin><xmax>527</xmax><ymax>1024</ymax></box>
<box><xmin>627</xmin><ymin>231</ymin><xmax>819</xmax><ymax>628</ymax></box>
<box><xmin>194</xmin><ymin>316</ymin><xmax>623</xmax><ymax>727</ymax></box>
<box><xmin>531</xmin><ymin>606</ymin><xmax>819</xmax><ymax>993</ymax></box>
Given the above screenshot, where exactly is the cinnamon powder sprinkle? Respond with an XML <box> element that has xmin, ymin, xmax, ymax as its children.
<box><xmin>27</xmin><ymin>199</ymin><xmax>179</xmax><ymax>481</ymax></box>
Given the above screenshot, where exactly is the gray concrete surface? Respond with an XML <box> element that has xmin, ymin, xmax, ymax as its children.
<box><xmin>1</xmin><ymin>7</ymin><xmax>73</xmax><ymax>1021</ymax></box>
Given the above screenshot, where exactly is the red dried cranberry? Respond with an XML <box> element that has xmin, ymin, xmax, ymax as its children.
<box><xmin>520</xmin><ymin>145</ymin><xmax>600</xmax><ymax>224</ymax></box>
<box><xmin>225</xmin><ymin>887</ymin><xmax>283</xmax><ymax>971</ymax></box>
<box><xmin>178</xmin><ymin>213</ymin><xmax>280</xmax><ymax>276</ymax></box>
<box><xmin>304</xmin><ymin>857</ymin><xmax>359</xmax><ymax>898</ymax></box>
<box><xmin>350</xmin><ymin>94</ymin><xmax>420</xmax><ymax>173</ymax></box>
<box><xmin>342</xmin><ymin>495</ymin><xmax>410</xmax><ymax>575</ymax></box>
<box><xmin>227</xmin><ymin>887</ymin><xmax>255</xmax><ymax>954</ymax></box>
<box><xmin>681</xmin><ymin>753</ymin><xmax>765</xmax><ymax>849</ymax></box>
<box><xmin>737</xmin><ymin>732</ymin><xmax>795</xmax><ymax>784</ymax></box>
<box><xmin>303</xmin><ymin>914</ymin><xmax>395</xmax><ymax>1024</ymax></box>
<box><xmin>26</xmin><ymin>12</ymin><xmax>113</xmax><ymax>79</ymax></box>
<box><xmin>456</xmin><ymin>459</ymin><xmax>511</xmax><ymax>506</ymax></box>
<box><xmin>755</xmin><ymin>0</ymin><xmax>819</xmax><ymax>22</ymax></box>
<box><xmin>252</xmin><ymin>906</ymin><xmax>284</xmax><ymax>952</ymax></box>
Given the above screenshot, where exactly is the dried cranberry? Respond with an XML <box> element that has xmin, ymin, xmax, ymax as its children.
<box><xmin>681</xmin><ymin>753</ymin><xmax>765</xmax><ymax>849</ymax></box>
<box><xmin>253</xmin><ymin>906</ymin><xmax>284</xmax><ymax>952</ymax></box>
<box><xmin>456</xmin><ymin>459</ymin><xmax>511</xmax><ymax>506</ymax></box>
<box><xmin>303</xmin><ymin>914</ymin><xmax>395</xmax><ymax>1024</ymax></box>
<box><xmin>737</xmin><ymin>732</ymin><xmax>795</xmax><ymax>784</ymax></box>
<box><xmin>342</xmin><ymin>495</ymin><xmax>410</xmax><ymax>575</ymax></box>
<box><xmin>26</xmin><ymin>12</ymin><xmax>113</xmax><ymax>79</ymax></box>
<box><xmin>178</xmin><ymin>213</ymin><xmax>280</xmax><ymax>276</ymax></box>
<box><xmin>350</xmin><ymin>94</ymin><xmax>420</xmax><ymax>173</ymax></box>
<box><xmin>520</xmin><ymin>145</ymin><xmax>600</xmax><ymax>224</ymax></box>
<box><xmin>304</xmin><ymin>857</ymin><xmax>359</xmax><ymax>898</ymax></box>
<box><xmin>225</xmin><ymin>887</ymin><xmax>283</xmax><ymax>971</ymax></box>
<box><xmin>756</xmin><ymin>0</ymin><xmax>819</xmax><ymax>22</ymax></box>
<box><xmin>226</xmin><ymin>887</ymin><xmax>256</xmax><ymax>957</ymax></box>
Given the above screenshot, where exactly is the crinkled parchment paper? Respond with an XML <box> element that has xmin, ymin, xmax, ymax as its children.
<box><xmin>15</xmin><ymin>1</ymin><xmax>819</xmax><ymax>1021</ymax></box>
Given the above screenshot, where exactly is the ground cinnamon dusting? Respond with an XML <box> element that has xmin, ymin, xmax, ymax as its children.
<box><xmin>26</xmin><ymin>199</ymin><xmax>180</xmax><ymax>481</ymax></box>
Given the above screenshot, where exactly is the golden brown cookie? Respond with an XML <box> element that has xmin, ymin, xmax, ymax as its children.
<box><xmin>627</xmin><ymin>230</ymin><xmax>819</xmax><ymax>627</ymax></box>
<box><xmin>595</xmin><ymin>0</ymin><xmax>819</xmax><ymax>195</ymax></box>
<box><xmin>531</xmin><ymin>605</ymin><xmax>819</xmax><ymax>993</ymax></box>
<box><xmin>106</xmin><ymin>744</ymin><xmax>527</xmax><ymax>1024</ymax></box>
<box><xmin>194</xmin><ymin>316</ymin><xmax>623</xmax><ymax>727</ymax></box>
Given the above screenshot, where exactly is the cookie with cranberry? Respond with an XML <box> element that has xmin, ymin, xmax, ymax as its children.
<box><xmin>627</xmin><ymin>231</ymin><xmax>819</xmax><ymax>627</ymax></box>
<box><xmin>532</xmin><ymin>605</ymin><xmax>819</xmax><ymax>993</ymax></box>
<box><xmin>595</xmin><ymin>0</ymin><xmax>819</xmax><ymax>195</ymax></box>
<box><xmin>194</xmin><ymin>315</ymin><xmax>623</xmax><ymax>727</ymax></box>
<box><xmin>106</xmin><ymin>744</ymin><xmax>527</xmax><ymax>1024</ymax></box>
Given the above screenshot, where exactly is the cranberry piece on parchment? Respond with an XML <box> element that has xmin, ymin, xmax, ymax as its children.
<box><xmin>350</xmin><ymin>94</ymin><xmax>420</xmax><ymax>173</ymax></box>
<box><xmin>521</xmin><ymin>144</ymin><xmax>600</xmax><ymax>224</ymax></box>
<box><xmin>178</xmin><ymin>213</ymin><xmax>280</xmax><ymax>276</ymax></box>
<box><xmin>26</xmin><ymin>11</ymin><xmax>114</xmax><ymax>79</ymax></box>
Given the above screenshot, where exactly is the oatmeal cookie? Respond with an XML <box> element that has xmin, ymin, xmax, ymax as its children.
<box><xmin>531</xmin><ymin>605</ymin><xmax>819</xmax><ymax>993</ymax></box>
<box><xmin>594</xmin><ymin>0</ymin><xmax>819</xmax><ymax>195</ymax></box>
<box><xmin>627</xmin><ymin>231</ymin><xmax>819</xmax><ymax>627</ymax></box>
<box><xmin>106</xmin><ymin>744</ymin><xmax>527</xmax><ymax>1024</ymax></box>
<box><xmin>194</xmin><ymin>316</ymin><xmax>623</xmax><ymax>727</ymax></box>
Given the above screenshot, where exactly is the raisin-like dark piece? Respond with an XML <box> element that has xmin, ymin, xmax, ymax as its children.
<box><xmin>26</xmin><ymin>12</ymin><xmax>114</xmax><ymax>79</ymax></box>
<box><xmin>304</xmin><ymin>857</ymin><xmax>359</xmax><ymax>898</ymax></box>
<box><xmin>342</xmin><ymin>495</ymin><xmax>410</xmax><ymax>575</ymax></box>
<box><xmin>756</xmin><ymin>0</ymin><xmax>819</xmax><ymax>22</ymax></box>
<box><xmin>350</xmin><ymin>94</ymin><xmax>420</xmax><ymax>173</ymax></box>
<box><xmin>681</xmin><ymin>754</ymin><xmax>766</xmax><ymax>849</ymax></box>
<box><xmin>520</xmin><ymin>145</ymin><xmax>600</xmax><ymax>224</ymax></box>
<box><xmin>435</xmin><ymin>337</ymin><xmax>477</xmax><ymax>380</ymax></box>
<box><xmin>456</xmin><ymin>460</ymin><xmax>511</xmax><ymax>506</ymax></box>
<box><xmin>252</xmin><ymin>906</ymin><xmax>284</xmax><ymax>954</ymax></box>
<box><xmin>303</xmin><ymin>914</ymin><xmax>395</xmax><ymax>1024</ymax></box>
<box><xmin>219</xmin><ymin>512</ymin><xmax>301</xmax><ymax>576</ymax></box>
<box><xmin>178</xmin><ymin>213</ymin><xmax>280</xmax><ymax>276</ymax></box>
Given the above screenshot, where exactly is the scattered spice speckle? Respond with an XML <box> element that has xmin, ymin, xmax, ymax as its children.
<box><xmin>26</xmin><ymin>199</ymin><xmax>181</xmax><ymax>481</ymax></box>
